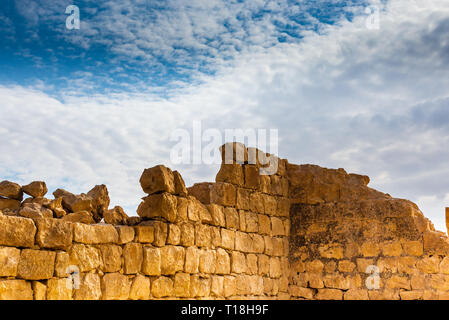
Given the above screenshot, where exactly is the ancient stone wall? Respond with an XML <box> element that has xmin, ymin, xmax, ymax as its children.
<box><xmin>1</xmin><ymin>143</ymin><xmax>449</xmax><ymax>300</ymax></box>
<box><xmin>0</xmin><ymin>143</ymin><xmax>290</xmax><ymax>300</ymax></box>
<box><xmin>287</xmin><ymin>164</ymin><xmax>449</xmax><ymax>300</ymax></box>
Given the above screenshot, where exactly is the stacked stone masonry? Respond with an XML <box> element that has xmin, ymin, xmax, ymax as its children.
<box><xmin>0</xmin><ymin>142</ymin><xmax>448</xmax><ymax>300</ymax></box>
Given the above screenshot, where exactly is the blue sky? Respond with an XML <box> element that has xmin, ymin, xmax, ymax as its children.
<box><xmin>1</xmin><ymin>0</ymin><xmax>449</xmax><ymax>231</ymax></box>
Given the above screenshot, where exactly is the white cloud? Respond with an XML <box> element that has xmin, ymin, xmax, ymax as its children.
<box><xmin>1</xmin><ymin>0</ymin><xmax>449</xmax><ymax>231</ymax></box>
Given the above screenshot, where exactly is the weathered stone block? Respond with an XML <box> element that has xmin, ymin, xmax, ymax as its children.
<box><xmin>211</xmin><ymin>275</ymin><xmax>224</xmax><ymax>297</ymax></box>
<box><xmin>244</xmin><ymin>165</ymin><xmax>260</xmax><ymax>190</ymax></box>
<box><xmin>33</xmin><ymin>281</ymin><xmax>47</xmax><ymax>300</ymax></box>
<box><xmin>210</xmin><ymin>183</ymin><xmax>236</xmax><ymax>207</ymax></box>
<box><xmin>167</xmin><ymin>223</ymin><xmax>181</xmax><ymax>245</ymax></box>
<box><xmin>129</xmin><ymin>274</ymin><xmax>150</xmax><ymax>300</ymax></box>
<box><xmin>185</xmin><ymin>246</ymin><xmax>200</xmax><ymax>273</ymax></box>
<box><xmin>235</xmin><ymin>231</ymin><xmax>252</xmax><ymax>252</ymax></box>
<box><xmin>338</xmin><ymin>260</ymin><xmax>355</xmax><ymax>273</ymax></box>
<box><xmin>231</xmin><ymin>251</ymin><xmax>247</xmax><ymax>274</ymax></box>
<box><xmin>142</xmin><ymin>247</ymin><xmax>161</xmax><ymax>276</ymax></box>
<box><xmin>101</xmin><ymin>273</ymin><xmax>131</xmax><ymax>300</ymax></box>
<box><xmin>344</xmin><ymin>289</ymin><xmax>369</xmax><ymax>300</ymax></box>
<box><xmin>195</xmin><ymin>224</ymin><xmax>212</xmax><ymax>248</ymax></box>
<box><xmin>74</xmin><ymin>273</ymin><xmax>101</xmax><ymax>300</ymax></box>
<box><xmin>221</xmin><ymin>229</ymin><xmax>235</xmax><ymax>250</ymax></box>
<box><xmin>69</xmin><ymin>244</ymin><xmax>102</xmax><ymax>272</ymax></box>
<box><xmin>139</xmin><ymin>165</ymin><xmax>175</xmax><ymax>195</ymax></box>
<box><xmin>152</xmin><ymin>276</ymin><xmax>173</xmax><ymax>298</ymax></box>
<box><xmin>54</xmin><ymin>251</ymin><xmax>69</xmax><ymax>277</ymax></box>
<box><xmin>160</xmin><ymin>246</ymin><xmax>185</xmax><ymax>275</ymax></box>
<box><xmin>290</xmin><ymin>286</ymin><xmax>314</xmax><ymax>299</ymax></box>
<box><xmin>385</xmin><ymin>275</ymin><xmax>411</xmax><ymax>290</ymax></box>
<box><xmin>73</xmin><ymin>223</ymin><xmax>118</xmax><ymax>244</ymax></box>
<box><xmin>99</xmin><ymin>244</ymin><xmax>122</xmax><ymax>273</ymax></box>
<box><xmin>0</xmin><ymin>280</ymin><xmax>33</xmax><ymax>300</ymax></box>
<box><xmin>403</xmin><ymin>240</ymin><xmax>424</xmax><ymax>256</ymax></box>
<box><xmin>258</xmin><ymin>214</ymin><xmax>271</xmax><ymax>235</ymax></box>
<box><xmin>207</xmin><ymin>204</ymin><xmax>226</xmax><ymax>227</ymax></box>
<box><xmin>123</xmin><ymin>243</ymin><xmax>143</xmax><ymax>274</ymax></box>
<box><xmin>416</xmin><ymin>256</ymin><xmax>440</xmax><ymax>274</ymax></box>
<box><xmin>174</xmin><ymin>273</ymin><xmax>191</xmax><ymax>297</ymax></box>
<box><xmin>116</xmin><ymin>225</ymin><xmax>135</xmax><ymax>244</ymax></box>
<box><xmin>137</xmin><ymin>193</ymin><xmax>177</xmax><ymax>222</ymax></box>
<box><xmin>0</xmin><ymin>198</ymin><xmax>21</xmax><ymax>211</ymax></box>
<box><xmin>173</xmin><ymin>170</ymin><xmax>188</xmax><ymax>196</ymax></box>
<box><xmin>22</xmin><ymin>181</ymin><xmax>47</xmax><ymax>198</ymax></box>
<box><xmin>134</xmin><ymin>225</ymin><xmax>155</xmax><ymax>243</ymax></box>
<box><xmin>62</xmin><ymin>211</ymin><xmax>94</xmax><ymax>224</ymax></box>
<box><xmin>0</xmin><ymin>215</ymin><xmax>36</xmax><ymax>247</ymax></box>
<box><xmin>180</xmin><ymin>223</ymin><xmax>195</xmax><ymax>247</ymax></box>
<box><xmin>269</xmin><ymin>257</ymin><xmax>282</xmax><ymax>278</ymax></box>
<box><xmin>224</xmin><ymin>207</ymin><xmax>239</xmax><ymax>230</ymax></box>
<box><xmin>315</xmin><ymin>288</ymin><xmax>343</xmax><ymax>300</ymax></box>
<box><xmin>35</xmin><ymin>218</ymin><xmax>73</xmax><ymax>250</ymax></box>
<box><xmin>361</xmin><ymin>242</ymin><xmax>380</xmax><ymax>257</ymax></box>
<box><xmin>47</xmin><ymin>278</ymin><xmax>72</xmax><ymax>300</ymax></box>
<box><xmin>0</xmin><ymin>246</ymin><xmax>20</xmax><ymax>277</ymax></box>
<box><xmin>199</xmin><ymin>249</ymin><xmax>216</xmax><ymax>274</ymax></box>
<box><xmin>382</xmin><ymin>241</ymin><xmax>402</xmax><ymax>257</ymax></box>
<box><xmin>216</xmin><ymin>163</ymin><xmax>244</xmax><ymax>186</ymax></box>
<box><xmin>215</xmin><ymin>248</ymin><xmax>230</xmax><ymax>274</ymax></box>
<box><xmin>223</xmin><ymin>276</ymin><xmax>236</xmax><ymax>297</ymax></box>
<box><xmin>318</xmin><ymin>244</ymin><xmax>344</xmax><ymax>259</ymax></box>
<box><xmin>17</xmin><ymin>249</ymin><xmax>56</xmax><ymax>280</ymax></box>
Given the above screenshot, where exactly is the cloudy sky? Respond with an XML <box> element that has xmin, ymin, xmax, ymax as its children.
<box><xmin>1</xmin><ymin>0</ymin><xmax>449</xmax><ymax>230</ymax></box>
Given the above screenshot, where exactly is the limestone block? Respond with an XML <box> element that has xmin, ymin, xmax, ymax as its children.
<box><xmin>0</xmin><ymin>280</ymin><xmax>33</xmax><ymax>300</ymax></box>
<box><xmin>0</xmin><ymin>198</ymin><xmax>21</xmax><ymax>211</ymax></box>
<box><xmin>185</xmin><ymin>246</ymin><xmax>200</xmax><ymax>273</ymax></box>
<box><xmin>385</xmin><ymin>275</ymin><xmax>411</xmax><ymax>290</ymax></box>
<box><xmin>0</xmin><ymin>181</ymin><xmax>22</xmax><ymax>200</ymax></box>
<box><xmin>174</xmin><ymin>273</ymin><xmax>191</xmax><ymax>297</ymax></box>
<box><xmin>134</xmin><ymin>225</ymin><xmax>155</xmax><ymax>243</ymax></box>
<box><xmin>223</xmin><ymin>276</ymin><xmax>236</xmax><ymax>297</ymax></box>
<box><xmin>323</xmin><ymin>274</ymin><xmax>350</xmax><ymax>290</ymax></box>
<box><xmin>263</xmin><ymin>236</ymin><xmax>273</xmax><ymax>256</ymax></box>
<box><xmin>249</xmin><ymin>192</ymin><xmax>264</xmax><ymax>214</ymax></box>
<box><xmin>142</xmin><ymin>247</ymin><xmax>161</xmax><ymax>276</ymax></box>
<box><xmin>167</xmin><ymin>223</ymin><xmax>181</xmax><ymax>245</ymax></box>
<box><xmin>269</xmin><ymin>257</ymin><xmax>282</xmax><ymax>278</ymax></box>
<box><xmin>236</xmin><ymin>188</ymin><xmax>251</xmax><ymax>211</ymax></box>
<box><xmin>101</xmin><ymin>273</ymin><xmax>131</xmax><ymax>300</ymax></box>
<box><xmin>86</xmin><ymin>184</ymin><xmax>110</xmax><ymax>222</ymax></box>
<box><xmin>195</xmin><ymin>224</ymin><xmax>212</xmax><ymax>248</ymax></box>
<box><xmin>53</xmin><ymin>189</ymin><xmax>93</xmax><ymax>214</ymax></box>
<box><xmin>123</xmin><ymin>243</ymin><xmax>143</xmax><ymax>274</ymax></box>
<box><xmin>416</xmin><ymin>256</ymin><xmax>440</xmax><ymax>273</ymax></box>
<box><xmin>215</xmin><ymin>248</ymin><xmax>230</xmax><ymax>275</ymax></box>
<box><xmin>139</xmin><ymin>165</ymin><xmax>175</xmax><ymax>195</ymax></box>
<box><xmin>137</xmin><ymin>193</ymin><xmax>177</xmax><ymax>222</ymax></box>
<box><xmin>211</xmin><ymin>226</ymin><xmax>221</xmax><ymax>248</ymax></box>
<box><xmin>35</xmin><ymin>218</ymin><xmax>73</xmax><ymax>250</ymax></box>
<box><xmin>400</xmin><ymin>290</ymin><xmax>423</xmax><ymax>300</ymax></box>
<box><xmin>245</xmin><ymin>211</ymin><xmax>258</xmax><ymax>233</ymax></box>
<box><xmin>231</xmin><ymin>251</ymin><xmax>247</xmax><ymax>274</ymax></box>
<box><xmin>224</xmin><ymin>207</ymin><xmax>239</xmax><ymax>230</ymax></box>
<box><xmin>289</xmin><ymin>286</ymin><xmax>314</xmax><ymax>299</ymax></box>
<box><xmin>22</xmin><ymin>181</ymin><xmax>47</xmax><ymax>198</ymax></box>
<box><xmin>411</xmin><ymin>274</ymin><xmax>426</xmax><ymax>290</ymax></box>
<box><xmin>361</xmin><ymin>242</ymin><xmax>381</xmax><ymax>257</ymax></box>
<box><xmin>187</xmin><ymin>183</ymin><xmax>213</xmax><ymax>204</ymax></box>
<box><xmin>0</xmin><ymin>246</ymin><xmax>20</xmax><ymax>277</ymax></box>
<box><xmin>33</xmin><ymin>281</ymin><xmax>47</xmax><ymax>300</ymax></box>
<box><xmin>19</xmin><ymin>203</ymin><xmax>53</xmax><ymax>219</ymax></box>
<box><xmin>403</xmin><ymin>240</ymin><xmax>424</xmax><ymax>256</ymax></box>
<box><xmin>397</xmin><ymin>256</ymin><xmax>417</xmax><ymax>274</ymax></box>
<box><xmin>173</xmin><ymin>170</ymin><xmax>188</xmax><ymax>196</ymax></box>
<box><xmin>69</xmin><ymin>244</ymin><xmax>102</xmax><ymax>272</ymax></box>
<box><xmin>246</xmin><ymin>254</ymin><xmax>258</xmax><ymax>275</ymax></box>
<box><xmin>216</xmin><ymin>163</ymin><xmax>244</xmax><ymax>186</ymax></box>
<box><xmin>277</xmin><ymin>198</ymin><xmax>290</xmax><ymax>217</ymax></box>
<box><xmin>55</xmin><ymin>251</ymin><xmax>70</xmax><ymax>277</ymax></box>
<box><xmin>318</xmin><ymin>244</ymin><xmax>344</xmax><ymax>259</ymax></box>
<box><xmin>140</xmin><ymin>221</ymin><xmax>167</xmax><ymax>247</ymax></box>
<box><xmin>211</xmin><ymin>276</ymin><xmax>224</xmax><ymax>297</ymax></box>
<box><xmin>244</xmin><ymin>165</ymin><xmax>260</xmax><ymax>190</ymax></box>
<box><xmin>210</xmin><ymin>183</ymin><xmax>236</xmax><ymax>207</ymax></box>
<box><xmin>180</xmin><ymin>223</ymin><xmax>195</xmax><ymax>247</ymax></box>
<box><xmin>17</xmin><ymin>249</ymin><xmax>56</xmax><ymax>280</ymax></box>
<box><xmin>207</xmin><ymin>204</ymin><xmax>226</xmax><ymax>227</ymax></box>
<box><xmin>199</xmin><ymin>249</ymin><xmax>216</xmax><ymax>274</ymax></box>
<box><xmin>429</xmin><ymin>274</ymin><xmax>449</xmax><ymax>291</ymax></box>
<box><xmin>235</xmin><ymin>231</ymin><xmax>252</xmax><ymax>252</ymax></box>
<box><xmin>129</xmin><ymin>274</ymin><xmax>151</xmax><ymax>300</ymax></box>
<box><xmin>47</xmin><ymin>197</ymin><xmax>66</xmax><ymax>218</ymax></box>
<box><xmin>257</xmin><ymin>254</ymin><xmax>270</xmax><ymax>276</ymax></box>
<box><xmin>251</xmin><ymin>234</ymin><xmax>265</xmax><ymax>254</ymax></box>
<box><xmin>382</xmin><ymin>241</ymin><xmax>402</xmax><ymax>257</ymax></box>
<box><xmin>262</xmin><ymin>194</ymin><xmax>277</xmax><ymax>215</ymax></box>
<box><xmin>74</xmin><ymin>273</ymin><xmax>102</xmax><ymax>300</ymax></box>
<box><xmin>344</xmin><ymin>289</ymin><xmax>369</xmax><ymax>300</ymax></box>
<box><xmin>258</xmin><ymin>214</ymin><xmax>271</xmax><ymax>235</ymax></box>
<box><xmin>73</xmin><ymin>223</ymin><xmax>118</xmax><ymax>244</ymax></box>
<box><xmin>0</xmin><ymin>215</ymin><xmax>36</xmax><ymax>247</ymax></box>
<box><xmin>368</xmin><ymin>289</ymin><xmax>400</xmax><ymax>300</ymax></box>
<box><xmin>62</xmin><ymin>211</ymin><xmax>94</xmax><ymax>224</ymax></box>
<box><xmin>116</xmin><ymin>226</ymin><xmax>135</xmax><ymax>244</ymax></box>
<box><xmin>104</xmin><ymin>206</ymin><xmax>128</xmax><ymax>225</ymax></box>
<box><xmin>151</xmin><ymin>276</ymin><xmax>173</xmax><ymax>298</ymax></box>
<box><xmin>315</xmin><ymin>288</ymin><xmax>343</xmax><ymax>300</ymax></box>
<box><xmin>160</xmin><ymin>246</ymin><xmax>185</xmax><ymax>275</ymax></box>
<box><xmin>99</xmin><ymin>244</ymin><xmax>122</xmax><ymax>273</ymax></box>
<box><xmin>220</xmin><ymin>142</ymin><xmax>248</xmax><ymax>164</ymax></box>
<box><xmin>221</xmin><ymin>229</ymin><xmax>235</xmax><ymax>250</ymax></box>
<box><xmin>305</xmin><ymin>260</ymin><xmax>324</xmax><ymax>273</ymax></box>
<box><xmin>47</xmin><ymin>278</ymin><xmax>72</xmax><ymax>300</ymax></box>
<box><xmin>338</xmin><ymin>260</ymin><xmax>356</xmax><ymax>273</ymax></box>
<box><xmin>356</xmin><ymin>258</ymin><xmax>374</xmax><ymax>273</ymax></box>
